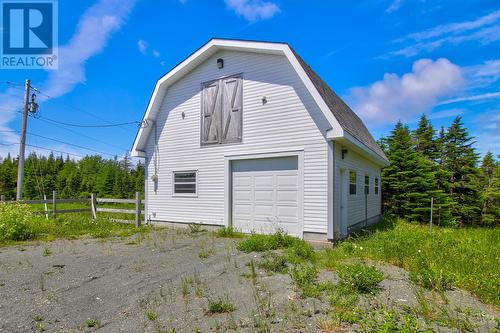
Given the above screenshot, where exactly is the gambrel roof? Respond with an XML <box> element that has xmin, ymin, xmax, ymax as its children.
<box><xmin>132</xmin><ymin>38</ymin><xmax>389</xmax><ymax>166</ymax></box>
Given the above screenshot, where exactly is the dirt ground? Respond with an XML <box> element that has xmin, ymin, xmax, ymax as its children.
<box><xmin>0</xmin><ymin>228</ymin><xmax>498</xmax><ymax>333</ymax></box>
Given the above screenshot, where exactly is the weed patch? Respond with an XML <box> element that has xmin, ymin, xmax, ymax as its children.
<box><xmin>207</xmin><ymin>295</ymin><xmax>235</xmax><ymax>314</ymax></box>
<box><xmin>318</xmin><ymin>218</ymin><xmax>500</xmax><ymax>305</ymax></box>
<box><xmin>256</xmin><ymin>252</ymin><xmax>288</xmax><ymax>274</ymax></box>
<box><xmin>409</xmin><ymin>264</ymin><xmax>455</xmax><ymax>291</ymax></box>
<box><xmin>215</xmin><ymin>226</ymin><xmax>244</xmax><ymax>238</ymax></box>
<box><xmin>146</xmin><ymin>310</ymin><xmax>157</xmax><ymax>321</ymax></box>
<box><xmin>336</xmin><ymin>263</ymin><xmax>383</xmax><ymax>294</ymax></box>
<box><xmin>290</xmin><ymin>262</ymin><xmax>319</xmax><ymax>298</ymax></box>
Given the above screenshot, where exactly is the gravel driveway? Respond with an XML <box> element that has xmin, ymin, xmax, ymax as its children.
<box><xmin>0</xmin><ymin>227</ymin><xmax>498</xmax><ymax>332</ymax></box>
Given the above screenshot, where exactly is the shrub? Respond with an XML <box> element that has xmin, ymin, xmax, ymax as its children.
<box><xmin>337</xmin><ymin>263</ymin><xmax>384</xmax><ymax>294</ymax></box>
<box><xmin>0</xmin><ymin>203</ymin><xmax>33</xmax><ymax>241</ymax></box>
<box><xmin>207</xmin><ymin>295</ymin><xmax>235</xmax><ymax>314</ymax></box>
<box><xmin>257</xmin><ymin>252</ymin><xmax>288</xmax><ymax>273</ymax></box>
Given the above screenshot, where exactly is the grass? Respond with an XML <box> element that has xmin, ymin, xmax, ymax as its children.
<box><xmin>336</xmin><ymin>263</ymin><xmax>384</xmax><ymax>294</ymax></box>
<box><xmin>215</xmin><ymin>226</ymin><xmax>244</xmax><ymax>238</ymax></box>
<box><xmin>198</xmin><ymin>247</ymin><xmax>214</xmax><ymax>259</ymax></box>
<box><xmin>86</xmin><ymin>319</ymin><xmax>98</xmax><ymax>328</ymax></box>
<box><xmin>146</xmin><ymin>310</ymin><xmax>157</xmax><ymax>321</ymax></box>
<box><xmin>0</xmin><ymin>212</ymin><xmax>150</xmax><ymax>247</ymax></box>
<box><xmin>237</xmin><ymin>229</ymin><xmax>315</xmax><ymax>263</ymax></box>
<box><xmin>318</xmin><ymin>217</ymin><xmax>500</xmax><ymax>305</ymax></box>
<box><xmin>207</xmin><ymin>295</ymin><xmax>235</xmax><ymax>314</ymax></box>
<box><xmin>256</xmin><ymin>251</ymin><xmax>288</xmax><ymax>274</ymax></box>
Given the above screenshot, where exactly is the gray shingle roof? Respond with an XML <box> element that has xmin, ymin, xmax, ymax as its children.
<box><xmin>291</xmin><ymin>49</ymin><xmax>388</xmax><ymax>161</ymax></box>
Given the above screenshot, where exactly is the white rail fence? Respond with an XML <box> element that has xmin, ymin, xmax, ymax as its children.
<box><xmin>0</xmin><ymin>191</ymin><xmax>143</xmax><ymax>227</ymax></box>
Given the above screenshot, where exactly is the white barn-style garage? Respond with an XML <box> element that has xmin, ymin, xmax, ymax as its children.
<box><xmin>131</xmin><ymin>38</ymin><xmax>389</xmax><ymax>241</ymax></box>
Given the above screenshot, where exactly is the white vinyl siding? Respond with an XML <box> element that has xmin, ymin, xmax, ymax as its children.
<box><xmin>144</xmin><ymin>50</ymin><xmax>330</xmax><ymax>234</ymax></box>
<box><xmin>334</xmin><ymin>147</ymin><xmax>382</xmax><ymax>228</ymax></box>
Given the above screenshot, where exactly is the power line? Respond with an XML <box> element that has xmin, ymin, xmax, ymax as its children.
<box><xmin>0</xmin><ymin>141</ymin><xmax>86</xmax><ymax>158</ymax></box>
<box><xmin>34</xmin><ymin>116</ymin><xmax>131</xmax><ymax>151</ymax></box>
<box><xmin>38</xmin><ymin>115</ymin><xmax>141</xmax><ymax>128</ymax></box>
<box><xmin>24</xmin><ymin>143</ymin><xmax>86</xmax><ymax>158</ymax></box>
<box><xmin>0</xmin><ymin>129</ymin><xmax>118</xmax><ymax>157</ymax></box>
<box><xmin>31</xmin><ymin>87</ymin><xmax>136</xmax><ymax>133</ymax></box>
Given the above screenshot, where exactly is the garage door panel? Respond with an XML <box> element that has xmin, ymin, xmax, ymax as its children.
<box><xmin>276</xmin><ymin>174</ymin><xmax>298</xmax><ymax>187</ymax></box>
<box><xmin>254</xmin><ymin>175</ymin><xmax>274</xmax><ymax>187</ymax></box>
<box><xmin>233</xmin><ymin>189</ymin><xmax>251</xmax><ymax>201</ymax></box>
<box><xmin>276</xmin><ymin>190</ymin><xmax>297</xmax><ymax>203</ymax></box>
<box><xmin>254</xmin><ymin>204</ymin><xmax>274</xmax><ymax>216</ymax></box>
<box><xmin>276</xmin><ymin>206</ymin><xmax>298</xmax><ymax>218</ymax></box>
<box><xmin>233</xmin><ymin>204</ymin><xmax>252</xmax><ymax>215</ymax></box>
<box><xmin>233</xmin><ymin>175</ymin><xmax>251</xmax><ymax>187</ymax></box>
<box><xmin>254</xmin><ymin>189</ymin><xmax>273</xmax><ymax>201</ymax></box>
<box><xmin>232</xmin><ymin>156</ymin><xmax>300</xmax><ymax>237</ymax></box>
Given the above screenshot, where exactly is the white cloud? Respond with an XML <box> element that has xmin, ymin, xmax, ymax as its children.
<box><xmin>137</xmin><ymin>39</ymin><xmax>148</xmax><ymax>54</ymax></box>
<box><xmin>472</xmin><ymin>111</ymin><xmax>500</xmax><ymax>155</ymax></box>
<box><xmin>463</xmin><ymin>59</ymin><xmax>500</xmax><ymax>89</ymax></box>
<box><xmin>152</xmin><ymin>50</ymin><xmax>161</xmax><ymax>58</ymax></box>
<box><xmin>386</xmin><ymin>0</ymin><xmax>402</xmax><ymax>14</ymax></box>
<box><xmin>349</xmin><ymin>58</ymin><xmax>463</xmax><ymax>124</ymax></box>
<box><xmin>0</xmin><ymin>0</ymin><xmax>136</xmax><ymax>156</ymax></box>
<box><xmin>437</xmin><ymin>91</ymin><xmax>500</xmax><ymax>106</ymax></box>
<box><xmin>225</xmin><ymin>0</ymin><xmax>280</xmax><ymax>22</ymax></box>
<box><xmin>41</xmin><ymin>0</ymin><xmax>136</xmax><ymax>99</ymax></box>
<box><xmin>390</xmin><ymin>10</ymin><xmax>500</xmax><ymax>57</ymax></box>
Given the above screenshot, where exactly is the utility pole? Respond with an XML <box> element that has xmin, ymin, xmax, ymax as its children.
<box><xmin>16</xmin><ymin>79</ymin><xmax>31</xmax><ymax>201</ymax></box>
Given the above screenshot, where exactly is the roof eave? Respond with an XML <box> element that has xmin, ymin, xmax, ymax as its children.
<box><xmin>327</xmin><ymin>129</ymin><xmax>389</xmax><ymax>167</ymax></box>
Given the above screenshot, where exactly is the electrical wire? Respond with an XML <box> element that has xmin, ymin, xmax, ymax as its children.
<box><xmin>0</xmin><ymin>129</ymin><xmax>118</xmax><ymax>157</ymax></box>
<box><xmin>0</xmin><ymin>141</ymin><xmax>85</xmax><ymax>158</ymax></box>
<box><xmin>38</xmin><ymin>115</ymin><xmax>141</xmax><ymax>128</ymax></box>
<box><xmin>31</xmin><ymin>87</ymin><xmax>137</xmax><ymax>133</ymax></box>
<box><xmin>33</xmin><ymin>116</ymin><xmax>131</xmax><ymax>152</ymax></box>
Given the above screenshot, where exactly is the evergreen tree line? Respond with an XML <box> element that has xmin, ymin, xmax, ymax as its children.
<box><xmin>0</xmin><ymin>153</ymin><xmax>145</xmax><ymax>200</ymax></box>
<box><xmin>379</xmin><ymin>115</ymin><xmax>499</xmax><ymax>226</ymax></box>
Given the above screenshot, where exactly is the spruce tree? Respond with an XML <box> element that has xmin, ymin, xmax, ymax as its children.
<box><xmin>443</xmin><ymin>116</ymin><xmax>481</xmax><ymax>224</ymax></box>
<box><xmin>479</xmin><ymin>152</ymin><xmax>499</xmax><ymax>225</ymax></box>
<box><xmin>414</xmin><ymin>114</ymin><xmax>437</xmax><ymax>161</ymax></box>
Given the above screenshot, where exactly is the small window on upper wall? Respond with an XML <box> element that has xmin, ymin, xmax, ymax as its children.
<box><xmin>365</xmin><ymin>175</ymin><xmax>370</xmax><ymax>195</ymax></box>
<box><xmin>375</xmin><ymin>177</ymin><xmax>379</xmax><ymax>195</ymax></box>
<box><xmin>173</xmin><ymin>171</ymin><xmax>197</xmax><ymax>196</ymax></box>
<box><xmin>349</xmin><ymin>171</ymin><xmax>357</xmax><ymax>195</ymax></box>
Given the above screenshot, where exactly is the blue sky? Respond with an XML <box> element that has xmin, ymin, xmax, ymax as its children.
<box><xmin>0</xmin><ymin>0</ymin><xmax>498</xmax><ymax>160</ymax></box>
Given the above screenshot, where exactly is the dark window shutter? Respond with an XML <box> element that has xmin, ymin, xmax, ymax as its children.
<box><xmin>201</xmin><ymin>80</ymin><xmax>220</xmax><ymax>144</ymax></box>
<box><xmin>221</xmin><ymin>76</ymin><xmax>243</xmax><ymax>143</ymax></box>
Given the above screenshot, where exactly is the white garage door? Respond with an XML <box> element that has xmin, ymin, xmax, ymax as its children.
<box><xmin>232</xmin><ymin>156</ymin><xmax>300</xmax><ymax>237</ymax></box>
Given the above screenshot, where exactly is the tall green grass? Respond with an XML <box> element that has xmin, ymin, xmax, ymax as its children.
<box><xmin>0</xmin><ymin>203</ymin><xmax>149</xmax><ymax>246</ymax></box>
<box><xmin>318</xmin><ymin>218</ymin><xmax>500</xmax><ymax>305</ymax></box>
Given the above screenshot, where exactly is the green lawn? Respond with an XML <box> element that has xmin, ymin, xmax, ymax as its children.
<box><xmin>318</xmin><ymin>218</ymin><xmax>500</xmax><ymax>306</ymax></box>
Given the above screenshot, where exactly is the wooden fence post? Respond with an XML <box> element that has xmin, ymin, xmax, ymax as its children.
<box><xmin>52</xmin><ymin>191</ymin><xmax>57</xmax><ymax>219</ymax></box>
<box><xmin>135</xmin><ymin>191</ymin><xmax>141</xmax><ymax>227</ymax></box>
<box><xmin>90</xmin><ymin>193</ymin><xmax>97</xmax><ymax>219</ymax></box>
<box><xmin>0</xmin><ymin>195</ymin><xmax>5</xmax><ymax>203</ymax></box>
